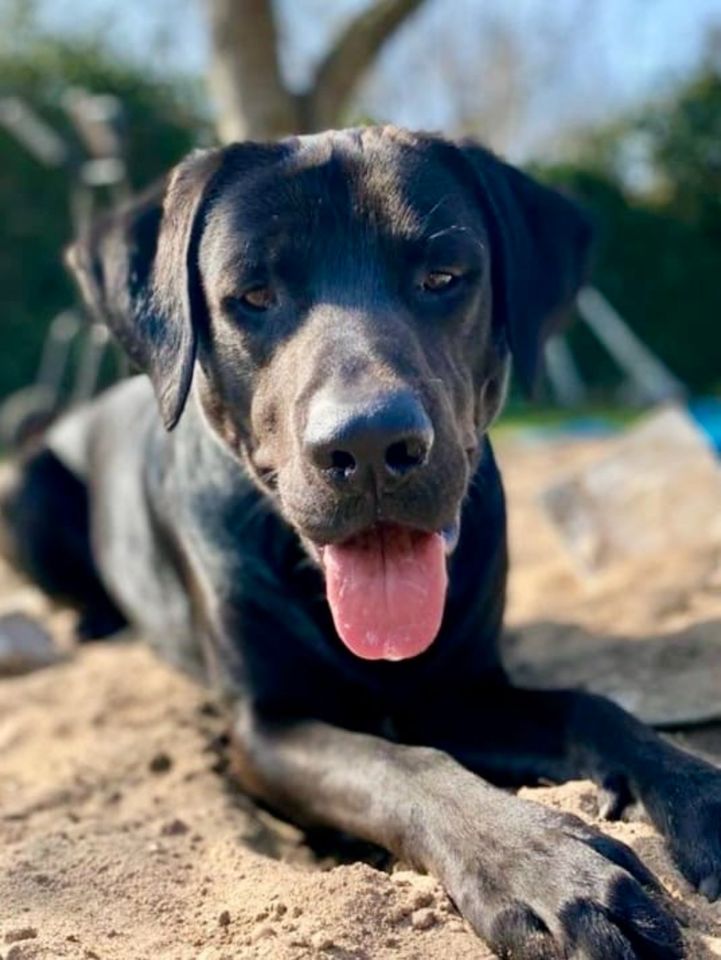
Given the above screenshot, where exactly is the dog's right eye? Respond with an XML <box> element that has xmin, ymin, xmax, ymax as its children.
<box><xmin>222</xmin><ymin>287</ymin><xmax>275</xmax><ymax>315</ymax></box>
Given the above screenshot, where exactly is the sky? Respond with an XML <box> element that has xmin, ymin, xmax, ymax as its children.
<box><xmin>16</xmin><ymin>0</ymin><xmax>721</xmax><ymax>159</ymax></box>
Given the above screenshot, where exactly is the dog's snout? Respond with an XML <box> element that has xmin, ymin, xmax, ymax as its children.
<box><xmin>304</xmin><ymin>390</ymin><xmax>434</xmax><ymax>490</ymax></box>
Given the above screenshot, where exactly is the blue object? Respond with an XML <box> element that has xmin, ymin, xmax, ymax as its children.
<box><xmin>507</xmin><ymin>401</ymin><xmax>721</xmax><ymax>454</ymax></box>
<box><xmin>689</xmin><ymin>398</ymin><xmax>721</xmax><ymax>453</ymax></box>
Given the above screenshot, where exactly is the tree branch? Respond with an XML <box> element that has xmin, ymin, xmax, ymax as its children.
<box><xmin>308</xmin><ymin>0</ymin><xmax>428</xmax><ymax>130</ymax></box>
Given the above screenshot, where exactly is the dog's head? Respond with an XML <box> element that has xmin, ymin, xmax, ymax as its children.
<box><xmin>68</xmin><ymin>127</ymin><xmax>591</xmax><ymax>662</ymax></box>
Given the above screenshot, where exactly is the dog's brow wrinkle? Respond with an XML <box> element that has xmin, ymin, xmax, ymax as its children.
<box><xmin>427</xmin><ymin>225</ymin><xmax>473</xmax><ymax>241</ymax></box>
<box><xmin>419</xmin><ymin>195</ymin><xmax>455</xmax><ymax>227</ymax></box>
<box><xmin>426</xmin><ymin>226</ymin><xmax>487</xmax><ymax>255</ymax></box>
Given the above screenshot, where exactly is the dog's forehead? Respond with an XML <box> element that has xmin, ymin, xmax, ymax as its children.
<box><xmin>209</xmin><ymin>130</ymin><xmax>479</xmax><ymax>247</ymax></box>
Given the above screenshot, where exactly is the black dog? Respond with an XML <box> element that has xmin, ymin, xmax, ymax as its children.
<box><xmin>3</xmin><ymin>127</ymin><xmax>720</xmax><ymax>959</ymax></box>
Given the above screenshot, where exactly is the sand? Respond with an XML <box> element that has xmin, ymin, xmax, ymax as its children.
<box><xmin>1</xmin><ymin>436</ymin><xmax>721</xmax><ymax>959</ymax></box>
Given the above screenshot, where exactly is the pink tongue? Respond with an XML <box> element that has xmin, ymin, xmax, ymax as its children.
<box><xmin>323</xmin><ymin>525</ymin><xmax>447</xmax><ymax>661</ymax></box>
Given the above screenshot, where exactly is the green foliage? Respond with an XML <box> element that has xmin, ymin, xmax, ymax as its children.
<box><xmin>536</xmin><ymin>64</ymin><xmax>721</xmax><ymax>396</ymax></box>
<box><xmin>0</xmin><ymin>28</ymin><xmax>208</xmax><ymax>400</ymax></box>
<box><xmin>646</xmin><ymin>68</ymin><xmax>721</xmax><ymax>235</ymax></box>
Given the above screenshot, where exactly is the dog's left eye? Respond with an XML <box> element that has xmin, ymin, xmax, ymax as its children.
<box><xmin>421</xmin><ymin>271</ymin><xmax>459</xmax><ymax>293</ymax></box>
<box><xmin>240</xmin><ymin>286</ymin><xmax>275</xmax><ymax>311</ymax></box>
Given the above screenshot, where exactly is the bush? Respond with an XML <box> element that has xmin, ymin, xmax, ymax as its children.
<box><xmin>0</xmin><ymin>32</ymin><xmax>208</xmax><ymax>400</ymax></box>
<box><xmin>536</xmin><ymin>64</ymin><xmax>721</xmax><ymax>397</ymax></box>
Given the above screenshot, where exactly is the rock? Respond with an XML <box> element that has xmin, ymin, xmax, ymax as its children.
<box><xmin>4</xmin><ymin>930</ymin><xmax>37</xmax><ymax>945</ymax></box>
<box><xmin>160</xmin><ymin>818</ymin><xmax>189</xmax><ymax>837</ymax></box>
<box><xmin>310</xmin><ymin>931</ymin><xmax>335</xmax><ymax>950</ymax></box>
<box><xmin>411</xmin><ymin>908</ymin><xmax>437</xmax><ymax>930</ymax></box>
<box><xmin>542</xmin><ymin>406</ymin><xmax>721</xmax><ymax>574</ymax></box>
<box><xmin>508</xmin><ymin>620</ymin><xmax>721</xmax><ymax>727</ymax></box>
<box><xmin>409</xmin><ymin>890</ymin><xmax>434</xmax><ymax>910</ymax></box>
<box><xmin>148</xmin><ymin>752</ymin><xmax>172</xmax><ymax>774</ymax></box>
<box><xmin>0</xmin><ymin>614</ymin><xmax>61</xmax><ymax>676</ymax></box>
<box><xmin>217</xmin><ymin>910</ymin><xmax>231</xmax><ymax>927</ymax></box>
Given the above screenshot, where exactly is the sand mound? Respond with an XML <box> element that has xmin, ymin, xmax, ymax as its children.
<box><xmin>2</xmin><ymin>437</ymin><xmax>721</xmax><ymax>959</ymax></box>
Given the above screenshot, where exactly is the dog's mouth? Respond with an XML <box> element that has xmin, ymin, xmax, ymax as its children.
<box><xmin>319</xmin><ymin>521</ymin><xmax>458</xmax><ymax>662</ymax></box>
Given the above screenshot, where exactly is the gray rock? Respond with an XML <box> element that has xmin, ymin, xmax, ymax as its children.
<box><xmin>0</xmin><ymin>613</ymin><xmax>62</xmax><ymax>676</ymax></box>
<box><xmin>507</xmin><ymin>619</ymin><xmax>721</xmax><ymax>727</ymax></box>
<box><xmin>542</xmin><ymin>406</ymin><xmax>721</xmax><ymax>574</ymax></box>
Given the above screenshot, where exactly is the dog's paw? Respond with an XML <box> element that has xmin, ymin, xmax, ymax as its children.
<box><xmin>440</xmin><ymin>802</ymin><xmax>683</xmax><ymax>959</ymax></box>
<box><xmin>647</xmin><ymin>754</ymin><xmax>721</xmax><ymax>901</ymax></box>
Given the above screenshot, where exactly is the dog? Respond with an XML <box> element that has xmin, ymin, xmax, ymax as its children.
<box><xmin>3</xmin><ymin>126</ymin><xmax>720</xmax><ymax>959</ymax></box>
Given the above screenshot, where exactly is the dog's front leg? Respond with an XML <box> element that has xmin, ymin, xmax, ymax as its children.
<box><xmin>549</xmin><ymin>689</ymin><xmax>721</xmax><ymax>904</ymax></box>
<box><xmin>407</xmin><ymin>685</ymin><xmax>721</xmax><ymax>903</ymax></box>
<box><xmin>231</xmin><ymin>705</ymin><xmax>682</xmax><ymax>959</ymax></box>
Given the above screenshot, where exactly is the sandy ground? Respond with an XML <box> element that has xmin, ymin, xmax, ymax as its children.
<box><xmin>2</xmin><ymin>436</ymin><xmax>721</xmax><ymax>959</ymax></box>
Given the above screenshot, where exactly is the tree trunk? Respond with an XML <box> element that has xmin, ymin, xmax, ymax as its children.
<box><xmin>206</xmin><ymin>0</ymin><xmax>299</xmax><ymax>142</ymax></box>
<box><xmin>205</xmin><ymin>0</ymin><xmax>428</xmax><ymax>143</ymax></box>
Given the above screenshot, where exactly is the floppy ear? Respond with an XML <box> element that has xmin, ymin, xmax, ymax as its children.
<box><xmin>66</xmin><ymin>148</ymin><xmax>226</xmax><ymax>430</ymax></box>
<box><xmin>458</xmin><ymin>141</ymin><xmax>593</xmax><ymax>394</ymax></box>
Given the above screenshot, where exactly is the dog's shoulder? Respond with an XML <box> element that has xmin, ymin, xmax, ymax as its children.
<box><xmin>45</xmin><ymin>375</ymin><xmax>155</xmax><ymax>481</ymax></box>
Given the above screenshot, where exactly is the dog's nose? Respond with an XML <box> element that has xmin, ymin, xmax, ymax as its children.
<box><xmin>304</xmin><ymin>390</ymin><xmax>434</xmax><ymax>489</ymax></box>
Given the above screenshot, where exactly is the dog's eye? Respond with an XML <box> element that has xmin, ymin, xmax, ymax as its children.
<box><xmin>240</xmin><ymin>286</ymin><xmax>275</xmax><ymax>311</ymax></box>
<box><xmin>421</xmin><ymin>271</ymin><xmax>458</xmax><ymax>293</ymax></box>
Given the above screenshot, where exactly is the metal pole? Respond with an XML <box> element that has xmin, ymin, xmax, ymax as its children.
<box><xmin>545</xmin><ymin>335</ymin><xmax>588</xmax><ymax>407</ymax></box>
<box><xmin>576</xmin><ymin>287</ymin><xmax>686</xmax><ymax>404</ymax></box>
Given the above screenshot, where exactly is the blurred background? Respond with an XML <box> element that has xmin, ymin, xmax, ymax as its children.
<box><xmin>0</xmin><ymin>0</ymin><xmax>720</xmax><ymax>448</ymax></box>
